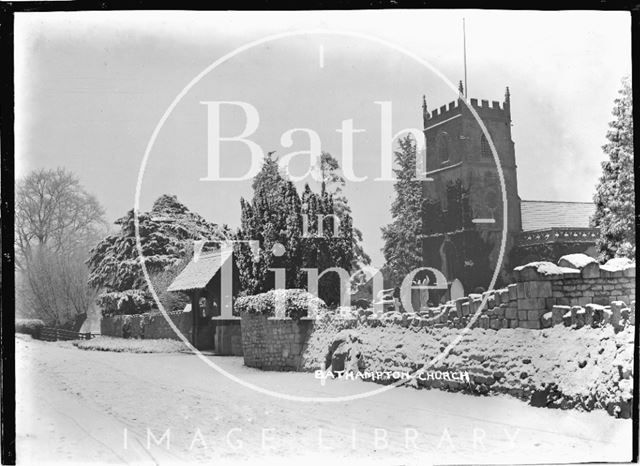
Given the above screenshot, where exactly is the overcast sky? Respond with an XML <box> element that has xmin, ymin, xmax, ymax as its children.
<box><xmin>15</xmin><ymin>10</ymin><xmax>631</xmax><ymax>266</ymax></box>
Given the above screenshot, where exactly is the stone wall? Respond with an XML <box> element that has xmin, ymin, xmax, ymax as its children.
<box><xmin>101</xmin><ymin>311</ymin><xmax>192</xmax><ymax>339</ymax></box>
<box><xmin>240</xmin><ymin>314</ymin><xmax>315</xmax><ymax>371</ymax></box>
<box><xmin>238</xmin><ymin>257</ymin><xmax>636</xmax><ymax>369</ymax></box>
<box><xmin>300</xmin><ymin>319</ymin><xmax>635</xmax><ymax>419</ymax></box>
<box><xmin>398</xmin><ymin>255</ymin><xmax>635</xmax><ymax>331</ymax></box>
<box><xmin>101</xmin><ymin>310</ymin><xmax>214</xmax><ymax>350</ymax></box>
<box><xmin>101</xmin><ymin>311</ymin><xmax>243</xmax><ymax>354</ymax></box>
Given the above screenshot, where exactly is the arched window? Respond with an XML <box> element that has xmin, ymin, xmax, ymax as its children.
<box><xmin>481</xmin><ymin>133</ymin><xmax>492</xmax><ymax>159</ymax></box>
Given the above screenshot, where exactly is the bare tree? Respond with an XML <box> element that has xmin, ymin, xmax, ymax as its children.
<box><xmin>15</xmin><ymin>168</ymin><xmax>107</xmax><ymax>327</ymax></box>
<box><xmin>16</xmin><ymin>168</ymin><xmax>106</xmax><ymax>269</ymax></box>
<box><xmin>19</xmin><ymin>247</ymin><xmax>99</xmax><ymax>329</ymax></box>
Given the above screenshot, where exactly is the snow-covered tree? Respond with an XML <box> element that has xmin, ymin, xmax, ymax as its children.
<box><xmin>16</xmin><ymin>167</ymin><xmax>106</xmax><ymax>268</ymax></box>
<box><xmin>592</xmin><ymin>77</ymin><xmax>635</xmax><ymax>260</ymax></box>
<box><xmin>236</xmin><ymin>153</ymin><xmax>303</xmax><ymax>294</ymax></box>
<box><xmin>300</xmin><ymin>183</ymin><xmax>354</xmax><ymax>306</ymax></box>
<box><xmin>87</xmin><ymin>194</ymin><xmax>230</xmax><ymax>315</ymax></box>
<box><xmin>16</xmin><ymin>167</ymin><xmax>106</xmax><ymax>327</ymax></box>
<box><xmin>236</xmin><ymin>153</ymin><xmax>354</xmax><ymax>305</ymax></box>
<box><xmin>319</xmin><ymin>152</ymin><xmax>371</xmax><ymax>269</ymax></box>
<box><xmin>381</xmin><ymin>135</ymin><xmax>423</xmax><ymax>286</ymax></box>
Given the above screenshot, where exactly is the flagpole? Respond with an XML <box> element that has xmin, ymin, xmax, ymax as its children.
<box><xmin>463</xmin><ymin>18</ymin><xmax>468</xmax><ymax>98</ymax></box>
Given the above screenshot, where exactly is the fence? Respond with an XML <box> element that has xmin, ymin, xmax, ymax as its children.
<box><xmin>38</xmin><ymin>327</ymin><xmax>95</xmax><ymax>342</ymax></box>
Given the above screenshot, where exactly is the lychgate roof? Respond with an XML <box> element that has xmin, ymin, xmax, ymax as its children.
<box><xmin>167</xmin><ymin>249</ymin><xmax>232</xmax><ymax>292</ymax></box>
<box><xmin>521</xmin><ymin>200</ymin><xmax>595</xmax><ymax>232</ymax></box>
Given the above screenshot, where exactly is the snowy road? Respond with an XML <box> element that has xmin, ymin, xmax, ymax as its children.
<box><xmin>16</xmin><ymin>335</ymin><xmax>632</xmax><ymax>465</ymax></box>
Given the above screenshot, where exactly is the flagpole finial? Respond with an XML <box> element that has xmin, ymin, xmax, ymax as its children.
<box><xmin>422</xmin><ymin>95</ymin><xmax>428</xmax><ymax>127</ymax></box>
<box><xmin>504</xmin><ymin>86</ymin><xmax>511</xmax><ymax>120</ymax></box>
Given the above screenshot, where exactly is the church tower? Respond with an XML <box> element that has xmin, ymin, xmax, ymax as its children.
<box><xmin>420</xmin><ymin>85</ymin><xmax>522</xmax><ymax>292</ymax></box>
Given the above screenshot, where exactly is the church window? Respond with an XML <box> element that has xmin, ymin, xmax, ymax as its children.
<box><xmin>436</xmin><ymin>131</ymin><xmax>450</xmax><ymax>163</ymax></box>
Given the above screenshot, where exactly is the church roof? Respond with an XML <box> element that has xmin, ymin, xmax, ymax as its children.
<box><xmin>520</xmin><ymin>200</ymin><xmax>595</xmax><ymax>232</ymax></box>
<box><xmin>167</xmin><ymin>249</ymin><xmax>232</xmax><ymax>292</ymax></box>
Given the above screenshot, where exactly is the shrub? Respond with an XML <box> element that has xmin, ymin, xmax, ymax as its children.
<box><xmin>235</xmin><ymin>289</ymin><xmax>327</xmax><ymax>320</ymax></box>
<box><xmin>97</xmin><ymin>290</ymin><xmax>153</xmax><ymax>317</ymax></box>
<box><xmin>16</xmin><ymin>319</ymin><xmax>45</xmax><ymax>338</ymax></box>
<box><xmin>73</xmin><ymin>336</ymin><xmax>187</xmax><ymax>353</ymax></box>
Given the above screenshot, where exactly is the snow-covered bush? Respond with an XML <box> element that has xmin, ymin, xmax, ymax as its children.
<box><xmin>97</xmin><ymin>290</ymin><xmax>152</xmax><ymax>317</ymax></box>
<box><xmin>235</xmin><ymin>289</ymin><xmax>327</xmax><ymax>320</ymax></box>
<box><xmin>15</xmin><ymin>318</ymin><xmax>45</xmax><ymax>337</ymax></box>
<box><xmin>74</xmin><ymin>336</ymin><xmax>187</xmax><ymax>353</ymax></box>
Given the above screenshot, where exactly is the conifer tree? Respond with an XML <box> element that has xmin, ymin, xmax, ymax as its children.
<box><xmin>87</xmin><ymin>195</ymin><xmax>228</xmax><ymax>315</ymax></box>
<box><xmin>299</xmin><ymin>183</ymin><xmax>354</xmax><ymax>306</ymax></box>
<box><xmin>320</xmin><ymin>152</ymin><xmax>371</xmax><ymax>269</ymax></box>
<box><xmin>237</xmin><ymin>153</ymin><xmax>306</xmax><ymax>294</ymax></box>
<box><xmin>381</xmin><ymin>135</ymin><xmax>423</xmax><ymax>286</ymax></box>
<box><xmin>592</xmin><ymin>77</ymin><xmax>635</xmax><ymax>260</ymax></box>
<box><xmin>237</xmin><ymin>152</ymin><xmax>355</xmax><ymax>305</ymax></box>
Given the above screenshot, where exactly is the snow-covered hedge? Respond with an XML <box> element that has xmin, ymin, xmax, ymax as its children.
<box><xmin>16</xmin><ymin>319</ymin><xmax>45</xmax><ymax>337</ymax></box>
<box><xmin>235</xmin><ymin>289</ymin><xmax>327</xmax><ymax>320</ymax></box>
<box><xmin>73</xmin><ymin>336</ymin><xmax>187</xmax><ymax>353</ymax></box>
<box><xmin>97</xmin><ymin>290</ymin><xmax>153</xmax><ymax>317</ymax></box>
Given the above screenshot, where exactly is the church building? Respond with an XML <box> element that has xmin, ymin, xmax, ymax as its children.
<box><xmin>420</xmin><ymin>85</ymin><xmax>598</xmax><ymax>292</ymax></box>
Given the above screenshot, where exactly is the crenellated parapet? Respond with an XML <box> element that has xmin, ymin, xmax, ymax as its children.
<box><xmin>517</xmin><ymin>227</ymin><xmax>599</xmax><ymax>247</ymax></box>
<box><xmin>422</xmin><ymin>86</ymin><xmax>511</xmax><ymax>129</ymax></box>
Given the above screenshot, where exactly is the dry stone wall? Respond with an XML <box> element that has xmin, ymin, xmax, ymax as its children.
<box><xmin>236</xmin><ymin>253</ymin><xmax>635</xmax><ymax>418</ymax></box>
<box><xmin>301</xmin><ymin>320</ymin><xmax>635</xmax><ymax>419</ymax></box>
<box><xmin>394</xmin><ymin>254</ymin><xmax>635</xmax><ymax>331</ymax></box>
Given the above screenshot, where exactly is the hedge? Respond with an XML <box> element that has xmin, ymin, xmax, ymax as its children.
<box><xmin>16</xmin><ymin>319</ymin><xmax>45</xmax><ymax>338</ymax></box>
<box><xmin>235</xmin><ymin>289</ymin><xmax>327</xmax><ymax>320</ymax></box>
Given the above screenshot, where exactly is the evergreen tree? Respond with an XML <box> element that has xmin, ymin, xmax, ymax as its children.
<box><xmin>87</xmin><ymin>195</ymin><xmax>229</xmax><ymax>315</ymax></box>
<box><xmin>236</xmin><ymin>153</ymin><xmax>304</xmax><ymax>294</ymax></box>
<box><xmin>309</xmin><ymin>183</ymin><xmax>354</xmax><ymax>306</ymax></box>
<box><xmin>381</xmin><ymin>135</ymin><xmax>423</xmax><ymax>286</ymax></box>
<box><xmin>236</xmin><ymin>153</ymin><xmax>354</xmax><ymax>305</ymax></box>
<box><xmin>320</xmin><ymin>152</ymin><xmax>371</xmax><ymax>269</ymax></box>
<box><xmin>592</xmin><ymin>77</ymin><xmax>635</xmax><ymax>260</ymax></box>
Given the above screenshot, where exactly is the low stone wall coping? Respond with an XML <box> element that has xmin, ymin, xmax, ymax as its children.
<box><xmin>242</xmin><ymin>316</ymin><xmax>319</xmax><ymax>322</ymax></box>
<box><xmin>211</xmin><ymin>317</ymin><xmax>241</xmax><ymax>322</ymax></box>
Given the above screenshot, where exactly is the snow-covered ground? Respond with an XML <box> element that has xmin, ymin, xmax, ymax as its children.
<box><xmin>16</xmin><ymin>335</ymin><xmax>632</xmax><ymax>465</ymax></box>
